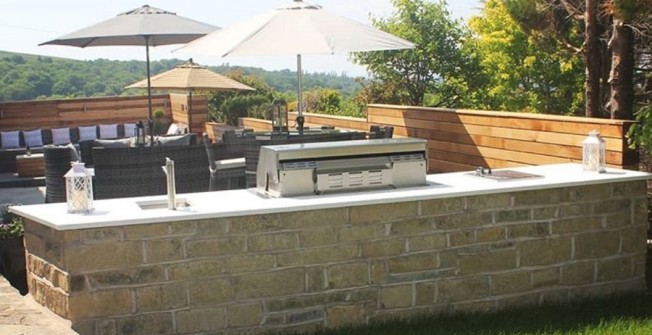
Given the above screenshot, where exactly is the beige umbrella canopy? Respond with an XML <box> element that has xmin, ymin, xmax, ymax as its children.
<box><xmin>126</xmin><ymin>59</ymin><xmax>254</xmax><ymax>132</ymax></box>
<box><xmin>126</xmin><ymin>59</ymin><xmax>254</xmax><ymax>91</ymax></box>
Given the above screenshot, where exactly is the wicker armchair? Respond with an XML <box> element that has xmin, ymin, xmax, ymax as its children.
<box><xmin>44</xmin><ymin>146</ymin><xmax>76</xmax><ymax>203</ymax></box>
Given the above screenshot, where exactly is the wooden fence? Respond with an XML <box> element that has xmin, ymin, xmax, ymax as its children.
<box><xmin>240</xmin><ymin>104</ymin><xmax>638</xmax><ymax>172</ymax></box>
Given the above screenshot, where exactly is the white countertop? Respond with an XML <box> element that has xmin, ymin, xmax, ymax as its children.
<box><xmin>10</xmin><ymin>163</ymin><xmax>650</xmax><ymax>231</ymax></box>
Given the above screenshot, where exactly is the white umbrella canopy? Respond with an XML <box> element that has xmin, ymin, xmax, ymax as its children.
<box><xmin>40</xmin><ymin>4</ymin><xmax>218</xmax><ymax>142</ymax></box>
<box><xmin>175</xmin><ymin>0</ymin><xmax>414</xmax><ymax>132</ymax></box>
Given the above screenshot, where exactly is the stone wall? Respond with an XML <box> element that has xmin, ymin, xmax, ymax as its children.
<box><xmin>24</xmin><ymin>180</ymin><xmax>649</xmax><ymax>335</ymax></box>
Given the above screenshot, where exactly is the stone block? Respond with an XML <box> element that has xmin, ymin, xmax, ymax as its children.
<box><xmin>380</xmin><ymin>285</ymin><xmax>412</xmax><ymax>308</ymax></box>
<box><xmin>519</xmin><ymin>237</ymin><xmax>572</xmax><ymax>266</ymax></box>
<box><xmin>86</xmin><ymin>266</ymin><xmax>166</xmax><ymax>289</ymax></box>
<box><xmin>326</xmin><ymin>304</ymin><xmax>367</xmax><ymax>328</ymax></box>
<box><xmin>169</xmin><ymin>260</ymin><xmax>223</xmax><ymax>281</ymax></box>
<box><xmin>145</xmin><ymin>238</ymin><xmax>185</xmax><ymax>263</ymax></box>
<box><xmin>611</xmin><ymin>181</ymin><xmax>647</xmax><ymax>198</ymax></box>
<box><xmin>550</xmin><ymin>217</ymin><xmax>601</xmax><ymax>235</ymax></box>
<box><xmin>421</xmin><ymin>197</ymin><xmax>465</xmax><ymax>215</ymax></box>
<box><xmin>387</xmin><ymin>253</ymin><xmax>437</xmax><ymax>274</ymax></box>
<box><xmin>282</xmin><ymin>208</ymin><xmax>348</xmax><ymax>229</ymax></box>
<box><xmin>465</xmin><ymin>193</ymin><xmax>511</xmax><ymax>211</ymax></box>
<box><xmin>122</xmin><ymin>223</ymin><xmax>168</xmax><ymax>240</ymax></box>
<box><xmin>603</xmin><ymin>210</ymin><xmax>632</xmax><ymax>228</ymax></box>
<box><xmin>63</xmin><ymin>241</ymin><xmax>143</xmax><ymax>272</ymax></box>
<box><xmin>176</xmin><ymin>307</ymin><xmax>226</xmax><ymax>334</ymax></box>
<box><xmin>299</xmin><ymin>226</ymin><xmax>337</xmax><ymax>247</ymax></box>
<box><xmin>531</xmin><ymin>267</ymin><xmax>560</xmax><ymax>288</ymax></box>
<box><xmin>248</xmin><ymin>232</ymin><xmax>298</xmax><ymax>252</ymax></box>
<box><xmin>476</xmin><ymin>227</ymin><xmax>506</xmax><ymax>243</ymax></box>
<box><xmin>306</xmin><ymin>266</ymin><xmax>325</xmax><ymax>292</ymax></box>
<box><xmin>389</xmin><ymin>218</ymin><xmax>435</xmax><ymax>236</ymax></box>
<box><xmin>195</xmin><ymin>218</ymin><xmax>229</xmax><ymax>236</ymax></box>
<box><xmin>459</xmin><ymin>249</ymin><xmax>516</xmax><ymax>275</ymax></box>
<box><xmin>189</xmin><ymin>278</ymin><xmax>234</xmax><ymax>306</ymax></box>
<box><xmin>559</xmin><ymin>203</ymin><xmax>592</xmax><ymax>218</ymax></box>
<box><xmin>574</xmin><ymin>231</ymin><xmax>620</xmax><ymax>259</ymax></box>
<box><xmin>408</xmin><ymin>234</ymin><xmax>447</xmax><ymax>252</ymax></box>
<box><xmin>494</xmin><ymin>293</ymin><xmax>539</xmax><ymax>310</ymax></box>
<box><xmin>621</xmin><ymin>225</ymin><xmax>647</xmax><ymax>254</ymax></box>
<box><xmin>435</xmin><ymin>212</ymin><xmax>493</xmax><ymax>230</ymax></box>
<box><xmin>350</xmin><ymin>202</ymin><xmax>418</xmax><ymax>224</ymax></box>
<box><xmin>167</xmin><ymin>221</ymin><xmax>196</xmax><ymax>235</ymax></box>
<box><xmin>136</xmin><ymin>282</ymin><xmax>187</xmax><ymax>312</ymax></box>
<box><xmin>234</xmin><ymin>268</ymin><xmax>304</xmax><ymax>299</ymax></box>
<box><xmin>560</xmin><ymin>261</ymin><xmax>595</xmax><ymax>285</ymax></box>
<box><xmin>496</xmin><ymin>209</ymin><xmax>531</xmax><ymax>223</ymax></box>
<box><xmin>507</xmin><ymin>222</ymin><xmax>550</xmax><ymax>239</ymax></box>
<box><xmin>186</xmin><ymin>237</ymin><xmax>246</xmax><ymax>258</ymax></box>
<box><xmin>438</xmin><ymin>276</ymin><xmax>490</xmax><ymax>303</ymax></box>
<box><xmin>287</xmin><ymin>309</ymin><xmax>324</xmax><ymax>324</ymax></box>
<box><xmin>593</xmin><ymin>198</ymin><xmax>632</xmax><ymax>215</ymax></box>
<box><xmin>115</xmin><ymin>312</ymin><xmax>174</xmax><ymax>335</ymax></box>
<box><xmin>229</xmin><ymin>303</ymin><xmax>264</xmax><ymax>327</ymax></box>
<box><xmin>276</xmin><ymin>245</ymin><xmax>358</xmax><ymax>267</ymax></box>
<box><xmin>228</xmin><ymin>214</ymin><xmax>284</xmax><ymax>234</ymax></box>
<box><xmin>490</xmin><ymin>271</ymin><xmax>531</xmax><ymax>295</ymax></box>
<box><xmin>79</xmin><ymin>227</ymin><xmax>122</xmax><ymax>243</ymax></box>
<box><xmin>568</xmin><ymin>184</ymin><xmax>611</xmax><ymax>202</ymax></box>
<box><xmin>597</xmin><ymin>257</ymin><xmax>633</xmax><ymax>282</ymax></box>
<box><xmin>327</xmin><ymin>262</ymin><xmax>369</xmax><ymax>289</ymax></box>
<box><xmin>362</xmin><ymin>239</ymin><xmax>405</xmax><ymax>258</ymax></box>
<box><xmin>415</xmin><ymin>282</ymin><xmax>436</xmax><ymax>306</ymax></box>
<box><xmin>224</xmin><ymin>254</ymin><xmax>275</xmax><ymax>273</ymax></box>
<box><xmin>512</xmin><ymin>189</ymin><xmax>565</xmax><ymax>206</ymax></box>
<box><xmin>338</xmin><ymin>224</ymin><xmax>385</xmax><ymax>242</ymax></box>
<box><xmin>449</xmin><ymin>229</ymin><xmax>475</xmax><ymax>247</ymax></box>
<box><xmin>69</xmin><ymin>289</ymin><xmax>132</xmax><ymax>319</ymax></box>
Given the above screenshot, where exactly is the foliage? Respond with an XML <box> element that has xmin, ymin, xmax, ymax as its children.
<box><xmin>0</xmin><ymin>203</ymin><xmax>24</xmax><ymax>239</ymax></box>
<box><xmin>302</xmin><ymin>89</ymin><xmax>342</xmax><ymax>115</ymax></box>
<box><xmin>466</xmin><ymin>0</ymin><xmax>585</xmax><ymax>114</ymax></box>
<box><xmin>352</xmin><ymin>0</ymin><xmax>479</xmax><ymax>107</ymax></box>
<box><xmin>626</xmin><ymin>104</ymin><xmax>652</xmax><ymax>149</ymax></box>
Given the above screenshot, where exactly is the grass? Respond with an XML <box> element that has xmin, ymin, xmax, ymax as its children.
<box><xmin>305</xmin><ymin>293</ymin><xmax>652</xmax><ymax>335</ymax></box>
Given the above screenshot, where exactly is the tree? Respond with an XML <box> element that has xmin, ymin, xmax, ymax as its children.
<box><xmin>352</xmin><ymin>0</ymin><xmax>475</xmax><ymax>107</ymax></box>
<box><xmin>468</xmin><ymin>0</ymin><xmax>585</xmax><ymax>114</ymax></box>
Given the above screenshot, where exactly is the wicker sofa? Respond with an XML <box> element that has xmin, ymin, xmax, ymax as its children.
<box><xmin>91</xmin><ymin>138</ymin><xmax>243</xmax><ymax>200</ymax></box>
<box><xmin>0</xmin><ymin>124</ymin><xmax>133</xmax><ymax>173</ymax></box>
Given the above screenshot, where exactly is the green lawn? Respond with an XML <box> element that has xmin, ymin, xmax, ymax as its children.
<box><xmin>306</xmin><ymin>293</ymin><xmax>652</xmax><ymax>335</ymax></box>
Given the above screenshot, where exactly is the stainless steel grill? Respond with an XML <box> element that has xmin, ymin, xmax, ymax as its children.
<box><xmin>256</xmin><ymin>138</ymin><xmax>428</xmax><ymax>197</ymax></box>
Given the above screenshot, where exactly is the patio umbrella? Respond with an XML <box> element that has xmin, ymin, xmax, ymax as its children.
<box><xmin>175</xmin><ymin>0</ymin><xmax>414</xmax><ymax>133</ymax></box>
<box><xmin>39</xmin><ymin>4</ymin><xmax>217</xmax><ymax>143</ymax></box>
<box><xmin>125</xmin><ymin>59</ymin><xmax>254</xmax><ymax>132</ymax></box>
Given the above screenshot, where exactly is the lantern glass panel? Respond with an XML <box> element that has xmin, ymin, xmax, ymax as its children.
<box><xmin>65</xmin><ymin>162</ymin><xmax>95</xmax><ymax>213</ymax></box>
<box><xmin>582</xmin><ymin>130</ymin><xmax>606</xmax><ymax>173</ymax></box>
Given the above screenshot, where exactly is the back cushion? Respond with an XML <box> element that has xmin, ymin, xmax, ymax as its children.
<box><xmin>51</xmin><ymin>128</ymin><xmax>71</xmax><ymax>145</ymax></box>
<box><xmin>124</xmin><ymin>123</ymin><xmax>137</xmax><ymax>138</ymax></box>
<box><xmin>99</xmin><ymin>124</ymin><xmax>118</xmax><ymax>139</ymax></box>
<box><xmin>0</xmin><ymin>131</ymin><xmax>20</xmax><ymax>149</ymax></box>
<box><xmin>78</xmin><ymin>126</ymin><xmax>98</xmax><ymax>141</ymax></box>
<box><xmin>22</xmin><ymin>129</ymin><xmax>44</xmax><ymax>147</ymax></box>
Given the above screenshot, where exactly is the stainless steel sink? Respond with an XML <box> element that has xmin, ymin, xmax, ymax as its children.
<box><xmin>469</xmin><ymin>169</ymin><xmax>543</xmax><ymax>181</ymax></box>
<box><xmin>137</xmin><ymin>199</ymin><xmax>191</xmax><ymax>210</ymax></box>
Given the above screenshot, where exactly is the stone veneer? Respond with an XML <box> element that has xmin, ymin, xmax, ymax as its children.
<box><xmin>23</xmin><ymin>180</ymin><xmax>648</xmax><ymax>335</ymax></box>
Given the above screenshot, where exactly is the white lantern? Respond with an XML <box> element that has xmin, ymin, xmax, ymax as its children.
<box><xmin>65</xmin><ymin>162</ymin><xmax>95</xmax><ymax>213</ymax></box>
<box><xmin>582</xmin><ymin>130</ymin><xmax>606</xmax><ymax>173</ymax></box>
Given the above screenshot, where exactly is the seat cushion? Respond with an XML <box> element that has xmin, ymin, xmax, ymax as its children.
<box><xmin>94</xmin><ymin>138</ymin><xmax>132</xmax><ymax>148</ymax></box>
<box><xmin>78</xmin><ymin>126</ymin><xmax>98</xmax><ymax>142</ymax></box>
<box><xmin>51</xmin><ymin>128</ymin><xmax>71</xmax><ymax>145</ymax></box>
<box><xmin>99</xmin><ymin>124</ymin><xmax>118</xmax><ymax>139</ymax></box>
<box><xmin>1</xmin><ymin>130</ymin><xmax>21</xmax><ymax>149</ymax></box>
<box><xmin>22</xmin><ymin>129</ymin><xmax>44</xmax><ymax>148</ymax></box>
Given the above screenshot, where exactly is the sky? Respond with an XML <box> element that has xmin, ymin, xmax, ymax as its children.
<box><xmin>0</xmin><ymin>0</ymin><xmax>482</xmax><ymax>77</ymax></box>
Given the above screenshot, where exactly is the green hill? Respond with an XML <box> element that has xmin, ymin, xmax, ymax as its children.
<box><xmin>0</xmin><ymin>51</ymin><xmax>361</xmax><ymax>102</ymax></box>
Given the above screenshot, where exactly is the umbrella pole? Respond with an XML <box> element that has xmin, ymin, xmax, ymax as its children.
<box><xmin>145</xmin><ymin>36</ymin><xmax>154</xmax><ymax>145</ymax></box>
<box><xmin>296</xmin><ymin>54</ymin><xmax>304</xmax><ymax>134</ymax></box>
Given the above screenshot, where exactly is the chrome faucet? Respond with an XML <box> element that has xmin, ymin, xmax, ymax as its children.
<box><xmin>162</xmin><ymin>157</ymin><xmax>176</xmax><ymax>210</ymax></box>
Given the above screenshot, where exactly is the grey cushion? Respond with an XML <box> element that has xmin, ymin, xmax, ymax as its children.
<box><xmin>156</xmin><ymin>134</ymin><xmax>193</xmax><ymax>147</ymax></box>
<box><xmin>94</xmin><ymin>138</ymin><xmax>132</xmax><ymax>148</ymax></box>
<box><xmin>1</xmin><ymin>131</ymin><xmax>20</xmax><ymax>149</ymax></box>
<box><xmin>22</xmin><ymin>129</ymin><xmax>44</xmax><ymax>147</ymax></box>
